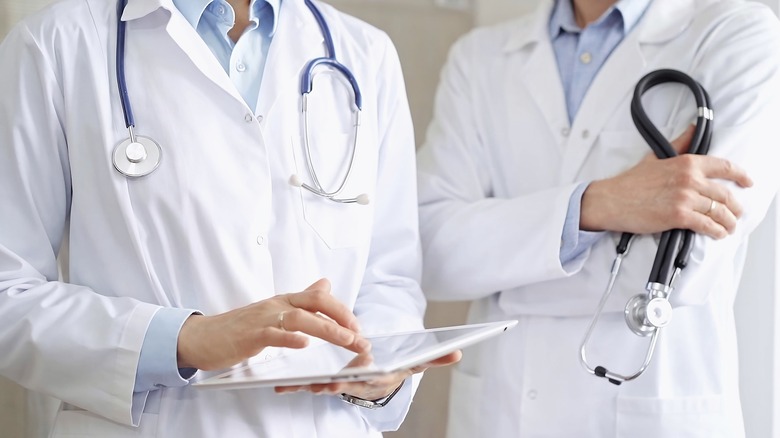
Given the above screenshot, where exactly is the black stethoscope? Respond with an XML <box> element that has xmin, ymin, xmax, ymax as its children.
<box><xmin>580</xmin><ymin>69</ymin><xmax>714</xmax><ymax>385</ymax></box>
<box><xmin>113</xmin><ymin>0</ymin><xmax>368</xmax><ymax>205</ymax></box>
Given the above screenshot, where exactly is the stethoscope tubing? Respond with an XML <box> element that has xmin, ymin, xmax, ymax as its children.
<box><xmin>580</xmin><ymin>69</ymin><xmax>714</xmax><ymax>385</ymax></box>
<box><xmin>300</xmin><ymin>0</ymin><xmax>362</xmax><ymax>111</ymax></box>
<box><xmin>628</xmin><ymin>69</ymin><xmax>714</xmax><ymax>287</ymax></box>
<box><xmin>113</xmin><ymin>0</ymin><xmax>367</xmax><ymax>202</ymax></box>
<box><xmin>116</xmin><ymin>0</ymin><xmax>134</xmax><ymax>130</ymax></box>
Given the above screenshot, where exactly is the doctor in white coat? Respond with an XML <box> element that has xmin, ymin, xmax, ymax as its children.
<box><xmin>418</xmin><ymin>0</ymin><xmax>780</xmax><ymax>436</ymax></box>
<box><xmin>0</xmin><ymin>0</ymin><xmax>459</xmax><ymax>436</ymax></box>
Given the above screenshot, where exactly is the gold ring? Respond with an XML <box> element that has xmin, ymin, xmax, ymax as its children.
<box><xmin>278</xmin><ymin>311</ymin><xmax>287</xmax><ymax>331</ymax></box>
<box><xmin>706</xmin><ymin>199</ymin><xmax>717</xmax><ymax>216</ymax></box>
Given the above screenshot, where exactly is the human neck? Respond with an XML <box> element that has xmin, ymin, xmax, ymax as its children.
<box><xmin>571</xmin><ymin>0</ymin><xmax>619</xmax><ymax>28</ymax></box>
<box><xmin>226</xmin><ymin>0</ymin><xmax>251</xmax><ymax>43</ymax></box>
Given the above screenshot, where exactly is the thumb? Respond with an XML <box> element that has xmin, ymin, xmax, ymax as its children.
<box><xmin>670</xmin><ymin>124</ymin><xmax>696</xmax><ymax>155</ymax></box>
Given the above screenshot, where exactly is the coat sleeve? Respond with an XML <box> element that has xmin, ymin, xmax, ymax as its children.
<box><xmin>417</xmin><ymin>30</ymin><xmax>586</xmax><ymax>302</ymax></box>
<box><xmin>666</xmin><ymin>3</ymin><xmax>780</xmax><ymax>306</ymax></box>
<box><xmin>0</xmin><ymin>20</ymin><xmax>159</xmax><ymax>427</ymax></box>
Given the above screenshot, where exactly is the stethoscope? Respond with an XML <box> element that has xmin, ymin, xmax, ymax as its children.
<box><xmin>113</xmin><ymin>0</ymin><xmax>369</xmax><ymax>205</ymax></box>
<box><xmin>112</xmin><ymin>0</ymin><xmax>162</xmax><ymax>177</ymax></box>
<box><xmin>579</xmin><ymin>69</ymin><xmax>714</xmax><ymax>385</ymax></box>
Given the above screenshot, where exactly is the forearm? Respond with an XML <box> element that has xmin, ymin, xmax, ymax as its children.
<box><xmin>420</xmin><ymin>184</ymin><xmax>585</xmax><ymax>301</ymax></box>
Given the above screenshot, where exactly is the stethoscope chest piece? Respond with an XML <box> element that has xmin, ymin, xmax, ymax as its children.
<box><xmin>624</xmin><ymin>293</ymin><xmax>673</xmax><ymax>337</ymax></box>
<box><xmin>112</xmin><ymin>135</ymin><xmax>162</xmax><ymax>178</ymax></box>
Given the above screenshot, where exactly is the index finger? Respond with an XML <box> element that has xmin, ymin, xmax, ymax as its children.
<box><xmin>280</xmin><ymin>308</ymin><xmax>370</xmax><ymax>354</ymax></box>
<box><xmin>289</xmin><ymin>279</ymin><xmax>362</xmax><ymax>333</ymax></box>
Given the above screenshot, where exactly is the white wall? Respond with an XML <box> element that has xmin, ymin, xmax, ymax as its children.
<box><xmin>474</xmin><ymin>0</ymin><xmax>535</xmax><ymax>25</ymax></box>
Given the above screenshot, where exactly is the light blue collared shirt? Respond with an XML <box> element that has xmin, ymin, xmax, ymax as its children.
<box><xmin>550</xmin><ymin>0</ymin><xmax>650</xmax><ymax>122</ymax></box>
<box><xmin>177</xmin><ymin>0</ymin><xmax>280</xmax><ymax>111</ymax></box>
<box><xmin>133</xmin><ymin>0</ymin><xmax>281</xmax><ymax>404</ymax></box>
<box><xmin>554</xmin><ymin>0</ymin><xmax>652</xmax><ymax>264</ymax></box>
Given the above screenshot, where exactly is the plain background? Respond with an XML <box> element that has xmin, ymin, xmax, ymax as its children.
<box><xmin>1</xmin><ymin>1</ymin><xmax>778</xmax><ymax>437</ymax></box>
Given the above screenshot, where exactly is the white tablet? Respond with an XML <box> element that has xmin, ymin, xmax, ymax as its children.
<box><xmin>193</xmin><ymin>320</ymin><xmax>518</xmax><ymax>390</ymax></box>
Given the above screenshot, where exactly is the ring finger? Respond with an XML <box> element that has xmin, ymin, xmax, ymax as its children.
<box><xmin>700</xmin><ymin>196</ymin><xmax>737</xmax><ymax>234</ymax></box>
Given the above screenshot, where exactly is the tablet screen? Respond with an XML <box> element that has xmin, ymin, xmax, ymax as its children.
<box><xmin>193</xmin><ymin>320</ymin><xmax>517</xmax><ymax>390</ymax></box>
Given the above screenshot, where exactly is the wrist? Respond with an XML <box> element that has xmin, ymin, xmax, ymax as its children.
<box><xmin>580</xmin><ymin>179</ymin><xmax>610</xmax><ymax>232</ymax></box>
<box><xmin>177</xmin><ymin>314</ymin><xmax>206</xmax><ymax>369</ymax></box>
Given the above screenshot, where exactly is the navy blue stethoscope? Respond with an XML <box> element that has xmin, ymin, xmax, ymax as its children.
<box><xmin>113</xmin><ymin>0</ymin><xmax>369</xmax><ymax>205</ymax></box>
<box><xmin>580</xmin><ymin>69</ymin><xmax>714</xmax><ymax>385</ymax></box>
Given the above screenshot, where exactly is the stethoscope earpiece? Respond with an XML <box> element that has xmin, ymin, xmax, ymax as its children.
<box><xmin>290</xmin><ymin>174</ymin><xmax>370</xmax><ymax>205</ymax></box>
<box><xmin>289</xmin><ymin>174</ymin><xmax>304</xmax><ymax>188</ymax></box>
<box><xmin>354</xmin><ymin>194</ymin><xmax>370</xmax><ymax>205</ymax></box>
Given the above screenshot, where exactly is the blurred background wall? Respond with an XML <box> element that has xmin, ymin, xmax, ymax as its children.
<box><xmin>1</xmin><ymin>1</ymin><xmax>778</xmax><ymax>437</ymax></box>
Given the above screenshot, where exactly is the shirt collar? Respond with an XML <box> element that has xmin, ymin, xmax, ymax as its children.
<box><xmin>549</xmin><ymin>0</ymin><xmax>652</xmax><ymax>38</ymax></box>
<box><xmin>173</xmin><ymin>0</ymin><xmax>281</xmax><ymax>36</ymax></box>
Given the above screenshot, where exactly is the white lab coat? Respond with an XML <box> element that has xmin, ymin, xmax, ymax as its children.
<box><xmin>0</xmin><ymin>0</ymin><xmax>425</xmax><ymax>436</ymax></box>
<box><xmin>417</xmin><ymin>0</ymin><xmax>780</xmax><ymax>437</ymax></box>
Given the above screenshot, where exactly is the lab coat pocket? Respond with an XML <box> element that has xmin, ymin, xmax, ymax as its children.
<box><xmin>446</xmin><ymin>367</ymin><xmax>483</xmax><ymax>438</ymax></box>
<box><xmin>616</xmin><ymin>395</ymin><xmax>727</xmax><ymax>438</ymax></box>
<box><xmin>290</xmin><ymin>134</ymin><xmax>373</xmax><ymax>249</ymax></box>
<box><xmin>49</xmin><ymin>410</ymin><xmax>158</xmax><ymax>437</ymax></box>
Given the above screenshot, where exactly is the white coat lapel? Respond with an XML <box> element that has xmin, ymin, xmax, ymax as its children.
<box><xmin>507</xmin><ymin>1</ymin><xmax>569</xmax><ymax>153</ymax></box>
<box><xmin>558</xmin><ymin>31</ymin><xmax>646</xmax><ymax>180</ymax></box>
<box><xmin>256</xmin><ymin>0</ymin><xmax>325</xmax><ymax>119</ymax></box>
<box><xmin>122</xmin><ymin>0</ymin><xmax>246</xmax><ymax>106</ymax></box>
<box><xmin>559</xmin><ymin>0</ymin><xmax>696</xmax><ymax>181</ymax></box>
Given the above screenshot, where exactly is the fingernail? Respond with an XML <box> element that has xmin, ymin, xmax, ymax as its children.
<box><xmin>357</xmin><ymin>338</ymin><xmax>371</xmax><ymax>351</ymax></box>
<box><xmin>340</xmin><ymin>330</ymin><xmax>356</xmax><ymax>344</ymax></box>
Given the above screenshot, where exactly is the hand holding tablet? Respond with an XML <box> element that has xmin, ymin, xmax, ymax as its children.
<box><xmin>193</xmin><ymin>320</ymin><xmax>518</xmax><ymax>393</ymax></box>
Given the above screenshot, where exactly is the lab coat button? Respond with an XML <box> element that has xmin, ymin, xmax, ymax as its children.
<box><xmin>245</xmin><ymin>113</ymin><xmax>254</xmax><ymax>123</ymax></box>
<box><xmin>527</xmin><ymin>390</ymin><xmax>537</xmax><ymax>400</ymax></box>
<box><xmin>256</xmin><ymin>114</ymin><xmax>264</xmax><ymax>123</ymax></box>
<box><xmin>561</xmin><ymin>127</ymin><xmax>570</xmax><ymax>137</ymax></box>
<box><xmin>256</xmin><ymin>235</ymin><xmax>265</xmax><ymax>246</ymax></box>
<box><xmin>582</xmin><ymin>129</ymin><xmax>590</xmax><ymax>139</ymax></box>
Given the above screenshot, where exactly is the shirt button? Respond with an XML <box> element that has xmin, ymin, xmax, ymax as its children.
<box><xmin>580</xmin><ymin>52</ymin><xmax>593</xmax><ymax>64</ymax></box>
<box><xmin>582</xmin><ymin>129</ymin><xmax>590</xmax><ymax>139</ymax></box>
<box><xmin>245</xmin><ymin>113</ymin><xmax>254</xmax><ymax>123</ymax></box>
<box><xmin>527</xmin><ymin>390</ymin><xmax>537</xmax><ymax>400</ymax></box>
<box><xmin>217</xmin><ymin>5</ymin><xmax>226</xmax><ymax>15</ymax></box>
<box><xmin>561</xmin><ymin>127</ymin><xmax>570</xmax><ymax>137</ymax></box>
<box><xmin>256</xmin><ymin>235</ymin><xmax>265</xmax><ymax>246</ymax></box>
<box><xmin>236</xmin><ymin>62</ymin><xmax>246</xmax><ymax>72</ymax></box>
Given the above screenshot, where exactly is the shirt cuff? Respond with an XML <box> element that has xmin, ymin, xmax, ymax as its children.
<box><xmin>560</xmin><ymin>182</ymin><xmax>605</xmax><ymax>265</ymax></box>
<box><xmin>134</xmin><ymin>307</ymin><xmax>200</xmax><ymax>394</ymax></box>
